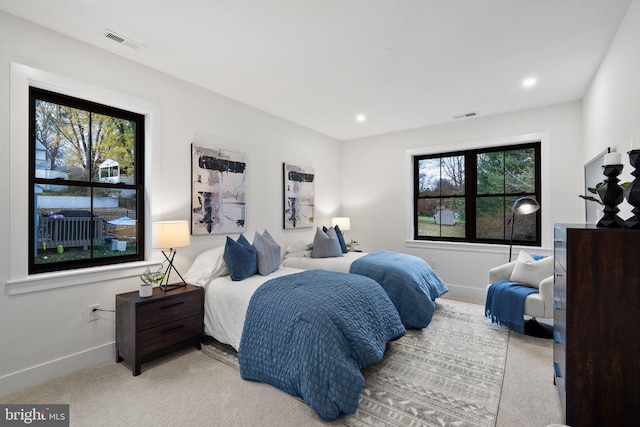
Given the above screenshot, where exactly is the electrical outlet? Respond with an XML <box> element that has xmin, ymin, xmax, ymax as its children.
<box><xmin>88</xmin><ymin>304</ymin><xmax>100</xmax><ymax>322</ymax></box>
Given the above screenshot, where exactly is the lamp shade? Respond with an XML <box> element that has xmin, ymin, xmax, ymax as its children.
<box><xmin>512</xmin><ymin>197</ymin><xmax>540</xmax><ymax>215</ymax></box>
<box><xmin>331</xmin><ymin>217</ymin><xmax>351</xmax><ymax>231</ymax></box>
<box><xmin>152</xmin><ymin>220</ymin><xmax>190</xmax><ymax>249</ymax></box>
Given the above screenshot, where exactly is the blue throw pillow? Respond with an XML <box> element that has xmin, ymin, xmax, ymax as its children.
<box><xmin>312</xmin><ymin>227</ymin><xmax>343</xmax><ymax>258</ymax></box>
<box><xmin>253</xmin><ymin>229</ymin><xmax>281</xmax><ymax>276</ymax></box>
<box><xmin>334</xmin><ymin>225</ymin><xmax>348</xmax><ymax>253</ymax></box>
<box><xmin>323</xmin><ymin>225</ymin><xmax>348</xmax><ymax>253</ymax></box>
<box><xmin>224</xmin><ymin>234</ymin><xmax>257</xmax><ymax>281</ymax></box>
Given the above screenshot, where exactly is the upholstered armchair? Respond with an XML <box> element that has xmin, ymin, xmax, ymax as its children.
<box><xmin>486</xmin><ymin>254</ymin><xmax>554</xmax><ymax>338</ymax></box>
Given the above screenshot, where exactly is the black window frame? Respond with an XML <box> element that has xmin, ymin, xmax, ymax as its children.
<box><xmin>29</xmin><ymin>87</ymin><xmax>145</xmax><ymax>274</ymax></box>
<box><xmin>413</xmin><ymin>141</ymin><xmax>541</xmax><ymax>246</ymax></box>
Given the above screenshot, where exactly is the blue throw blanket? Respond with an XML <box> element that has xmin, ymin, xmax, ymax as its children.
<box><xmin>238</xmin><ymin>269</ymin><xmax>405</xmax><ymax>420</ymax></box>
<box><xmin>485</xmin><ymin>280</ymin><xmax>539</xmax><ymax>333</ymax></box>
<box><xmin>350</xmin><ymin>251</ymin><xmax>448</xmax><ymax>329</ymax></box>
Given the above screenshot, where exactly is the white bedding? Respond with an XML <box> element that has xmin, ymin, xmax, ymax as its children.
<box><xmin>280</xmin><ymin>251</ymin><xmax>368</xmax><ymax>272</ymax></box>
<box><xmin>203</xmin><ymin>267</ymin><xmax>303</xmax><ymax>350</ymax></box>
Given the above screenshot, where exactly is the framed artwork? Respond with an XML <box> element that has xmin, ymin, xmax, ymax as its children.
<box><xmin>283</xmin><ymin>163</ymin><xmax>315</xmax><ymax>229</ymax></box>
<box><xmin>191</xmin><ymin>144</ymin><xmax>247</xmax><ymax>235</ymax></box>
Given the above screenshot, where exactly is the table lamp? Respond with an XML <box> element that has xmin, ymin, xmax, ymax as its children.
<box><xmin>152</xmin><ymin>220</ymin><xmax>190</xmax><ymax>291</ymax></box>
<box><xmin>331</xmin><ymin>217</ymin><xmax>351</xmax><ymax>232</ymax></box>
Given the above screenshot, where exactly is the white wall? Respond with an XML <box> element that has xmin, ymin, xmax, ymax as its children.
<box><xmin>340</xmin><ymin>102</ymin><xmax>584</xmax><ymax>302</ymax></box>
<box><xmin>0</xmin><ymin>12</ymin><xmax>340</xmax><ymax>395</ymax></box>
<box><xmin>339</xmin><ymin>0</ymin><xmax>640</xmax><ymax>305</ymax></box>
<box><xmin>583</xmin><ymin>0</ymin><xmax>640</xmax><ymax>172</ymax></box>
<box><xmin>3</xmin><ymin>0</ymin><xmax>639</xmax><ymax>396</ymax></box>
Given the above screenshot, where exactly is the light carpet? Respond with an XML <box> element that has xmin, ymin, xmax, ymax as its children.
<box><xmin>202</xmin><ymin>298</ymin><xmax>509</xmax><ymax>427</ymax></box>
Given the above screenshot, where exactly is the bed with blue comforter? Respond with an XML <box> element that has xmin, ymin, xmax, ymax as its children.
<box><xmin>237</xmin><ymin>269</ymin><xmax>405</xmax><ymax>420</ymax></box>
<box><xmin>350</xmin><ymin>251</ymin><xmax>449</xmax><ymax>329</ymax></box>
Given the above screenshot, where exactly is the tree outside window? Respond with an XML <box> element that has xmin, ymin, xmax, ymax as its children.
<box><xmin>414</xmin><ymin>142</ymin><xmax>540</xmax><ymax>246</ymax></box>
<box><xmin>29</xmin><ymin>87</ymin><xmax>145</xmax><ymax>274</ymax></box>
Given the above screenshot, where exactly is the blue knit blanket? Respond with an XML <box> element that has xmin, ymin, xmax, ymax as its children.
<box><xmin>485</xmin><ymin>280</ymin><xmax>538</xmax><ymax>333</ymax></box>
<box><xmin>350</xmin><ymin>251</ymin><xmax>448</xmax><ymax>329</ymax></box>
<box><xmin>238</xmin><ymin>269</ymin><xmax>405</xmax><ymax>420</ymax></box>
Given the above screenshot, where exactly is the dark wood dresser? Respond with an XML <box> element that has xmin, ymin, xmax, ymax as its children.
<box><xmin>116</xmin><ymin>284</ymin><xmax>204</xmax><ymax>376</ymax></box>
<box><xmin>553</xmin><ymin>224</ymin><xmax>640</xmax><ymax>426</ymax></box>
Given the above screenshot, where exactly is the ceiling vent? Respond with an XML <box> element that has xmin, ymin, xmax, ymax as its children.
<box><xmin>453</xmin><ymin>112</ymin><xmax>478</xmax><ymax>120</ymax></box>
<box><xmin>103</xmin><ymin>29</ymin><xmax>145</xmax><ymax>50</ymax></box>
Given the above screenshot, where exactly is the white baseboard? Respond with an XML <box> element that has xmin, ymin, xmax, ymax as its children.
<box><xmin>0</xmin><ymin>342</ymin><xmax>115</xmax><ymax>397</ymax></box>
<box><xmin>442</xmin><ymin>283</ymin><xmax>487</xmax><ymax>305</ymax></box>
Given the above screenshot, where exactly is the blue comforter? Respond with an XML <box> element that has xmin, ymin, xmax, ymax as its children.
<box><xmin>350</xmin><ymin>251</ymin><xmax>448</xmax><ymax>329</ymax></box>
<box><xmin>238</xmin><ymin>269</ymin><xmax>405</xmax><ymax>420</ymax></box>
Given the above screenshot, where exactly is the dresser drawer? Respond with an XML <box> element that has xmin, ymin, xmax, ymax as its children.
<box><xmin>553</xmin><ymin>298</ymin><xmax>566</xmax><ymax>348</ymax></box>
<box><xmin>136</xmin><ymin>314</ymin><xmax>203</xmax><ymax>357</ymax></box>
<box><xmin>136</xmin><ymin>290</ymin><xmax>203</xmax><ymax>331</ymax></box>
<box><xmin>553</xmin><ymin>264</ymin><xmax>566</xmax><ymax>305</ymax></box>
<box><xmin>553</xmin><ymin>225</ymin><xmax>567</xmax><ymax>269</ymax></box>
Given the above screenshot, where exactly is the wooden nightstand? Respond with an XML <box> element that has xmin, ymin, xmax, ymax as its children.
<box><xmin>116</xmin><ymin>284</ymin><xmax>204</xmax><ymax>376</ymax></box>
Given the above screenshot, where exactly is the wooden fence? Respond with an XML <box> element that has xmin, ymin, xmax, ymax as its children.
<box><xmin>39</xmin><ymin>216</ymin><xmax>104</xmax><ymax>248</ymax></box>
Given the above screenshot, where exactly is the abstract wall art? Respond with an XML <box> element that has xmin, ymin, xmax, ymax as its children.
<box><xmin>283</xmin><ymin>162</ymin><xmax>315</xmax><ymax>229</ymax></box>
<box><xmin>192</xmin><ymin>144</ymin><xmax>247</xmax><ymax>235</ymax></box>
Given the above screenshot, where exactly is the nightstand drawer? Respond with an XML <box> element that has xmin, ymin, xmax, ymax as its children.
<box><xmin>136</xmin><ymin>314</ymin><xmax>203</xmax><ymax>357</ymax></box>
<box><xmin>116</xmin><ymin>284</ymin><xmax>204</xmax><ymax>375</ymax></box>
<box><xmin>136</xmin><ymin>291</ymin><xmax>203</xmax><ymax>331</ymax></box>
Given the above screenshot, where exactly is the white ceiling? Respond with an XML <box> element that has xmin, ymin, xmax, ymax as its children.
<box><xmin>0</xmin><ymin>0</ymin><xmax>632</xmax><ymax>140</ymax></box>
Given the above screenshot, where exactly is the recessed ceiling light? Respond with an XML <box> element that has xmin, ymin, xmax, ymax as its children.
<box><xmin>356</xmin><ymin>114</ymin><xmax>366</xmax><ymax>123</ymax></box>
<box><xmin>377</xmin><ymin>48</ymin><xmax>394</xmax><ymax>56</ymax></box>
<box><xmin>522</xmin><ymin>77</ymin><xmax>537</xmax><ymax>88</ymax></box>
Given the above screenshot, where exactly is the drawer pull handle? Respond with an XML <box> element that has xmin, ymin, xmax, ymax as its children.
<box><xmin>554</xmin><ymin>362</ymin><xmax>563</xmax><ymax>378</ymax></box>
<box><xmin>161</xmin><ymin>324</ymin><xmax>185</xmax><ymax>334</ymax></box>
<box><xmin>553</xmin><ymin>331</ymin><xmax>562</xmax><ymax>345</ymax></box>
<box><xmin>161</xmin><ymin>301</ymin><xmax>185</xmax><ymax>310</ymax></box>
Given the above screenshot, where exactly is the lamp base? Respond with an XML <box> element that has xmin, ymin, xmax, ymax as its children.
<box><xmin>161</xmin><ymin>282</ymin><xmax>187</xmax><ymax>292</ymax></box>
<box><xmin>524</xmin><ymin>319</ymin><xmax>553</xmax><ymax>339</ymax></box>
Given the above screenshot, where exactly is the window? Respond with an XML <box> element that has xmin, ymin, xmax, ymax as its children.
<box><xmin>414</xmin><ymin>142</ymin><xmax>540</xmax><ymax>246</ymax></box>
<box><xmin>29</xmin><ymin>87</ymin><xmax>145</xmax><ymax>274</ymax></box>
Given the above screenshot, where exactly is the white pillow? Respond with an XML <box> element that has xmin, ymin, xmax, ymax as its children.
<box><xmin>284</xmin><ymin>249</ymin><xmax>312</xmax><ymax>259</ymax></box>
<box><xmin>183</xmin><ymin>246</ymin><xmax>229</xmax><ymax>286</ymax></box>
<box><xmin>516</xmin><ymin>250</ymin><xmax>535</xmax><ymax>263</ymax></box>
<box><xmin>510</xmin><ymin>251</ymin><xmax>553</xmax><ymax>288</ymax></box>
<box><xmin>286</xmin><ymin>240</ymin><xmax>313</xmax><ymax>253</ymax></box>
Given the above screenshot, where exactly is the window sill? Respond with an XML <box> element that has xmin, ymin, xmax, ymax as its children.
<box><xmin>6</xmin><ymin>261</ymin><xmax>161</xmax><ymax>295</ymax></box>
<box><xmin>404</xmin><ymin>239</ymin><xmax>552</xmax><ymax>256</ymax></box>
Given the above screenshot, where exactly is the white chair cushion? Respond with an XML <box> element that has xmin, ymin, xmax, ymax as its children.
<box><xmin>510</xmin><ymin>250</ymin><xmax>554</xmax><ymax>289</ymax></box>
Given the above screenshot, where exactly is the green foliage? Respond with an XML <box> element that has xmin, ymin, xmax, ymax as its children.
<box><xmin>416</xmin><ymin>146</ymin><xmax>538</xmax><ymax>241</ymax></box>
<box><xmin>140</xmin><ymin>267</ymin><xmax>165</xmax><ymax>285</ymax></box>
<box><xmin>476</xmin><ymin>148</ymin><xmax>535</xmax><ymax>218</ymax></box>
<box><xmin>35</xmin><ymin>100</ymin><xmax>136</xmax><ymax>180</ymax></box>
<box><xmin>416</xmin><ymin>216</ymin><xmax>465</xmax><ymax>238</ymax></box>
<box><xmin>34</xmin><ymin>243</ymin><xmax>137</xmax><ymax>264</ymax></box>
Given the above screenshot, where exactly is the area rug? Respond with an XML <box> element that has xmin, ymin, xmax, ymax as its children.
<box><xmin>201</xmin><ymin>298</ymin><xmax>509</xmax><ymax>427</ymax></box>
